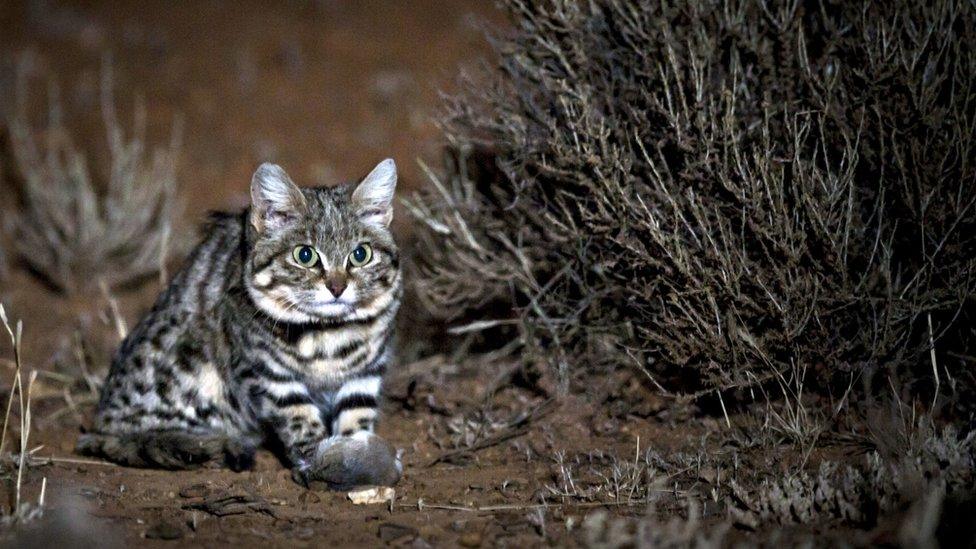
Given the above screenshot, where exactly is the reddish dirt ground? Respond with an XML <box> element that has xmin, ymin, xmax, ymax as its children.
<box><xmin>0</xmin><ymin>1</ymin><xmax>720</xmax><ymax>546</ymax></box>
<box><xmin>4</xmin><ymin>357</ymin><xmax>711</xmax><ymax>547</ymax></box>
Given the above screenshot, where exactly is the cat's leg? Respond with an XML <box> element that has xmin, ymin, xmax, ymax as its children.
<box><xmin>252</xmin><ymin>374</ymin><xmax>399</xmax><ymax>489</ymax></box>
<box><xmin>258</xmin><ymin>397</ymin><xmax>399</xmax><ymax>489</ymax></box>
<box><xmin>297</xmin><ymin>373</ymin><xmax>401</xmax><ymax>490</ymax></box>
<box><xmin>330</xmin><ymin>374</ymin><xmax>382</xmax><ymax>436</ymax></box>
<box><xmin>246</xmin><ymin>379</ymin><xmax>326</xmax><ymax>465</ymax></box>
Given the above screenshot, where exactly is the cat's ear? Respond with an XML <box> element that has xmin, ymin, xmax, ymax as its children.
<box><xmin>250</xmin><ymin>163</ymin><xmax>307</xmax><ymax>232</ymax></box>
<box><xmin>352</xmin><ymin>158</ymin><xmax>397</xmax><ymax>226</ymax></box>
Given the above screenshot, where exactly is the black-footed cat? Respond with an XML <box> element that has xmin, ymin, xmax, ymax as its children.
<box><xmin>78</xmin><ymin>159</ymin><xmax>403</xmax><ymax>489</ymax></box>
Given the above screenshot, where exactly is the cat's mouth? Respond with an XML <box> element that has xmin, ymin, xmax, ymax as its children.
<box><xmin>302</xmin><ymin>299</ymin><xmax>356</xmax><ymax>318</ymax></box>
<box><xmin>306</xmin><ymin>299</ymin><xmax>354</xmax><ymax>308</ymax></box>
<box><xmin>255</xmin><ymin>288</ymin><xmax>360</xmax><ymax>323</ymax></box>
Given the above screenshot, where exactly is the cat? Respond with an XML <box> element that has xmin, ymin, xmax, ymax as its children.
<box><xmin>77</xmin><ymin>159</ymin><xmax>403</xmax><ymax>489</ymax></box>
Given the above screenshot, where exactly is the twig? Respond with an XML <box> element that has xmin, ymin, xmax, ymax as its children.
<box><xmin>28</xmin><ymin>455</ymin><xmax>119</xmax><ymax>468</ymax></box>
<box><xmin>927</xmin><ymin>313</ymin><xmax>939</xmax><ymax>412</ymax></box>
<box><xmin>716</xmin><ymin>389</ymin><xmax>731</xmax><ymax>429</ymax></box>
<box><xmin>427</xmin><ymin>399</ymin><xmax>557</xmax><ymax>467</ymax></box>
<box><xmin>0</xmin><ymin>304</ymin><xmax>22</xmax><ymax>461</ymax></box>
<box><xmin>40</xmin><ymin>394</ymin><xmax>97</xmax><ymax>427</ymax></box>
<box><xmin>27</xmin><ymin>369</ymin><xmax>76</xmax><ymax>384</ymax></box>
<box><xmin>73</xmin><ymin>331</ymin><xmax>100</xmax><ymax>397</ymax></box>
<box><xmin>408</xmin><ymin>495</ymin><xmax>683</xmax><ymax>513</ymax></box>
<box><xmin>60</xmin><ymin>388</ymin><xmax>84</xmax><ymax>425</ymax></box>
<box><xmin>15</xmin><ymin>371</ymin><xmax>37</xmax><ymax>510</ymax></box>
<box><xmin>99</xmin><ymin>280</ymin><xmax>128</xmax><ymax>340</ymax></box>
<box><xmin>447</xmin><ymin>319</ymin><xmax>521</xmax><ymax>335</ymax></box>
<box><xmin>159</xmin><ymin>221</ymin><xmax>171</xmax><ymax>286</ymax></box>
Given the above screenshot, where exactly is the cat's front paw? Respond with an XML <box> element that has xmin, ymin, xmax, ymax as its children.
<box><xmin>293</xmin><ymin>432</ymin><xmax>402</xmax><ymax>491</ymax></box>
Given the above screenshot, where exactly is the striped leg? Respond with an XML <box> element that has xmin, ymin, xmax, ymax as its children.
<box><xmin>247</xmin><ymin>378</ymin><xmax>326</xmax><ymax>467</ymax></box>
<box><xmin>330</xmin><ymin>375</ymin><xmax>381</xmax><ymax>437</ymax></box>
<box><xmin>298</xmin><ymin>375</ymin><xmax>399</xmax><ymax>489</ymax></box>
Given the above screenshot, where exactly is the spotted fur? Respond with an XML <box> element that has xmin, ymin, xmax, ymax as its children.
<box><xmin>79</xmin><ymin>160</ymin><xmax>402</xmax><ymax>484</ymax></box>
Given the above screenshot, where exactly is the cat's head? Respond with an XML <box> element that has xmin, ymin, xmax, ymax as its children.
<box><xmin>245</xmin><ymin>159</ymin><xmax>401</xmax><ymax>324</ymax></box>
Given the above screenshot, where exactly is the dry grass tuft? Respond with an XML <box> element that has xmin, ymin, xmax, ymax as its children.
<box><xmin>0</xmin><ymin>304</ymin><xmax>45</xmax><ymax>527</ymax></box>
<box><xmin>545</xmin><ymin>442</ymin><xmax>672</xmax><ymax>506</ymax></box>
<box><xmin>4</xmin><ymin>56</ymin><xmax>181</xmax><ymax>293</ymax></box>
<box><xmin>408</xmin><ymin>0</ymin><xmax>976</xmax><ymax>400</ymax></box>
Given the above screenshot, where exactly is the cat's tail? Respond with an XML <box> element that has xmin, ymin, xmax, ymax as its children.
<box><xmin>76</xmin><ymin>431</ymin><xmax>256</xmax><ymax>471</ymax></box>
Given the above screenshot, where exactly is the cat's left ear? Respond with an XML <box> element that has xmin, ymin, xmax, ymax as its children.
<box><xmin>352</xmin><ymin>158</ymin><xmax>397</xmax><ymax>227</ymax></box>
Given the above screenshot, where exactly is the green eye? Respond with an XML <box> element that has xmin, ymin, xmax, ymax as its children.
<box><xmin>349</xmin><ymin>244</ymin><xmax>373</xmax><ymax>267</ymax></box>
<box><xmin>292</xmin><ymin>245</ymin><xmax>319</xmax><ymax>267</ymax></box>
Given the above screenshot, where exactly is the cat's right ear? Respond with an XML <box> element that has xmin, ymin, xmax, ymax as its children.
<box><xmin>250</xmin><ymin>163</ymin><xmax>307</xmax><ymax>233</ymax></box>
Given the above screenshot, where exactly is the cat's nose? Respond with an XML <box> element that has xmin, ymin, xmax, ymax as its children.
<box><xmin>325</xmin><ymin>276</ymin><xmax>348</xmax><ymax>298</ymax></box>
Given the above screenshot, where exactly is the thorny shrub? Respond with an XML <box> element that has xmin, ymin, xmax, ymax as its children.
<box><xmin>407</xmin><ymin>0</ymin><xmax>976</xmax><ymax>397</ymax></box>
<box><xmin>3</xmin><ymin>58</ymin><xmax>181</xmax><ymax>293</ymax></box>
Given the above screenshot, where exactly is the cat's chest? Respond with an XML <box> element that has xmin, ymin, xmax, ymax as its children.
<box><xmin>289</xmin><ymin>325</ymin><xmax>380</xmax><ymax>382</ymax></box>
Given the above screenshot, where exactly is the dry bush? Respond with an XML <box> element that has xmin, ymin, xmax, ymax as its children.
<box><xmin>4</xmin><ymin>58</ymin><xmax>180</xmax><ymax>293</ymax></box>
<box><xmin>407</xmin><ymin>0</ymin><xmax>976</xmax><ymax>396</ymax></box>
<box><xmin>546</xmin><ymin>444</ymin><xmax>730</xmax><ymax>547</ymax></box>
<box><xmin>582</xmin><ymin>503</ymin><xmax>728</xmax><ymax>549</ymax></box>
<box><xmin>731</xmin><ymin>425</ymin><xmax>975</xmax><ymax>528</ymax></box>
